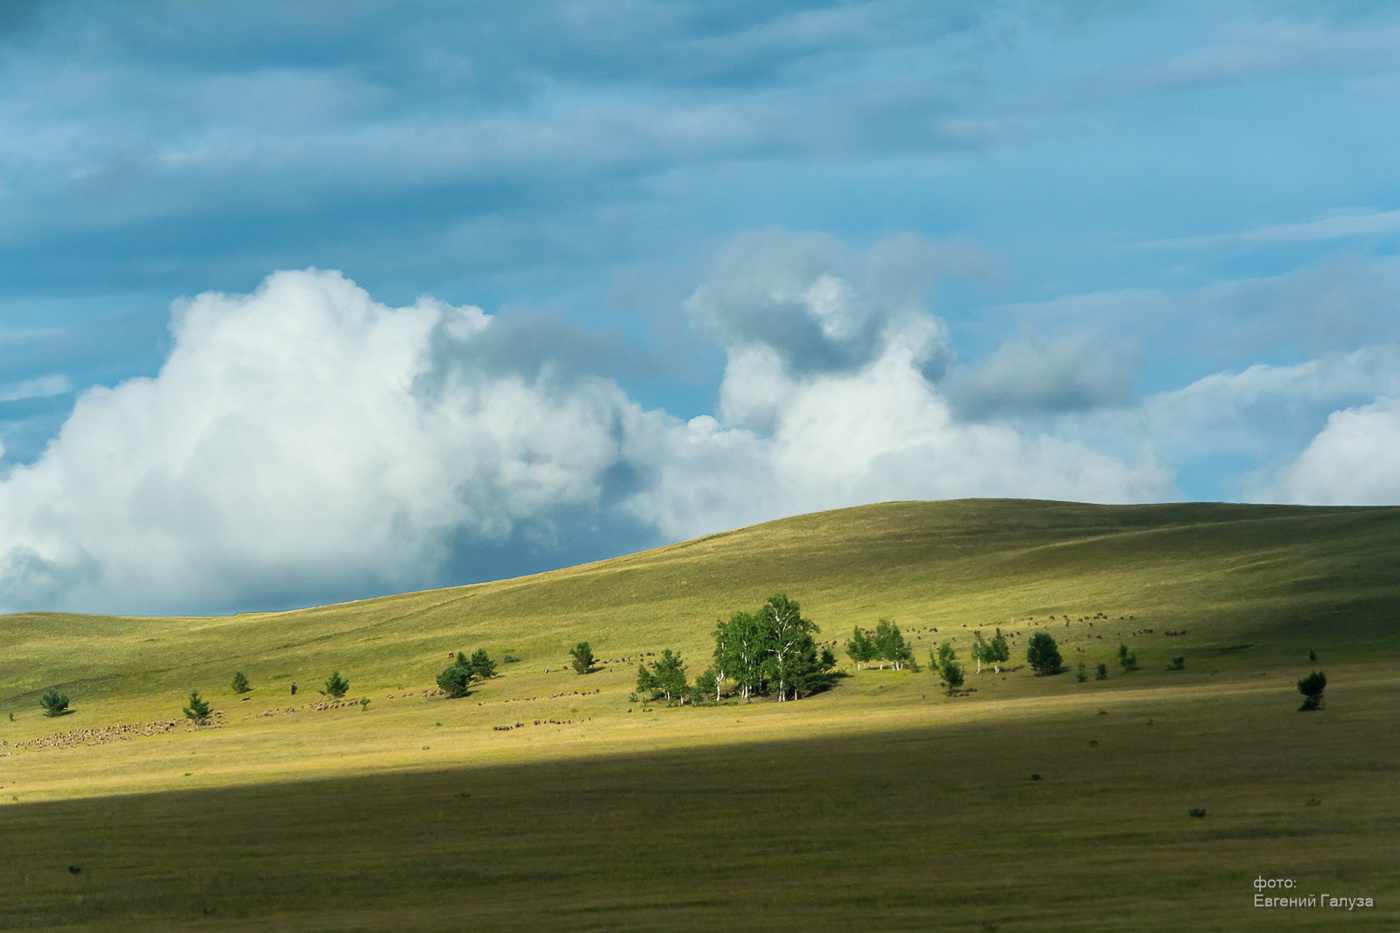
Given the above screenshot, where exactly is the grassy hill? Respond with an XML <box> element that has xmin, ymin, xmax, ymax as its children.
<box><xmin>2</xmin><ymin>499</ymin><xmax>1399</xmax><ymax>930</ymax></box>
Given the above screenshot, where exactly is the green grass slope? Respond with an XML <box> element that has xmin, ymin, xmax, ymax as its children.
<box><xmin>2</xmin><ymin>499</ymin><xmax>1399</xmax><ymax>931</ymax></box>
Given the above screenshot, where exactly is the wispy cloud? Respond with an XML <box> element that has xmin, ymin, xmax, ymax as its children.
<box><xmin>1144</xmin><ymin>208</ymin><xmax>1400</xmax><ymax>250</ymax></box>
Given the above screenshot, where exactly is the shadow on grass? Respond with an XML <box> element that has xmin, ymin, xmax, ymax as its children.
<box><xmin>4</xmin><ymin>694</ymin><xmax>1397</xmax><ymax>932</ymax></box>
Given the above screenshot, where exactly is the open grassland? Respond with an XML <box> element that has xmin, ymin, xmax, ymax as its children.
<box><xmin>1</xmin><ymin>499</ymin><xmax>1399</xmax><ymax>929</ymax></box>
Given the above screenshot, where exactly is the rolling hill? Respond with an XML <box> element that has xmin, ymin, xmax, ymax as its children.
<box><xmin>2</xmin><ymin>498</ymin><xmax>1398</xmax><ymax>930</ymax></box>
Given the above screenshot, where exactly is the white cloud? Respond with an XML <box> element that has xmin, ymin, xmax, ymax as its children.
<box><xmin>1250</xmin><ymin>397</ymin><xmax>1400</xmax><ymax>505</ymax></box>
<box><xmin>0</xmin><ymin>269</ymin><xmax>642</xmax><ymax>614</ymax></box>
<box><xmin>0</xmin><ymin>256</ymin><xmax>1177</xmax><ymax>615</ymax></box>
<box><xmin>0</xmin><ymin>373</ymin><xmax>70</xmax><ymax>402</ymax></box>
<box><xmin>1147</xmin><ymin>207</ymin><xmax>1400</xmax><ymax>250</ymax></box>
<box><xmin>1143</xmin><ymin>346</ymin><xmax>1400</xmax><ymax>456</ymax></box>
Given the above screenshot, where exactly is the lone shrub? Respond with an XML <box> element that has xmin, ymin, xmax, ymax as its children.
<box><xmin>1076</xmin><ymin>662</ymin><xmax>1088</xmax><ymax>683</ymax></box>
<box><xmin>1095</xmin><ymin>663</ymin><xmax>1109</xmax><ymax>681</ymax></box>
<box><xmin>1026</xmin><ymin>632</ymin><xmax>1063</xmax><ymax>676</ymax></box>
<box><xmin>39</xmin><ymin>689</ymin><xmax>69</xmax><ymax>717</ymax></box>
<box><xmin>231</xmin><ymin>671</ymin><xmax>251</xmax><ymax>694</ymax></box>
<box><xmin>1118</xmin><ymin>643</ymin><xmax>1138</xmax><ymax>672</ymax></box>
<box><xmin>1167</xmin><ymin>656</ymin><xmax>1185</xmax><ymax>671</ymax></box>
<box><xmin>324</xmin><ymin>670</ymin><xmax>350</xmax><ymax>699</ymax></box>
<box><xmin>570</xmin><ymin>642</ymin><xmax>598</xmax><ymax>675</ymax></box>
<box><xmin>1297</xmin><ymin>670</ymin><xmax>1326</xmax><ymax>711</ymax></box>
<box><xmin>934</xmin><ymin>642</ymin><xmax>965</xmax><ymax>694</ymax></box>
<box><xmin>183</xmin><ymin>690</ymin><xmax>211</xmax><ymax>722</ymax></box>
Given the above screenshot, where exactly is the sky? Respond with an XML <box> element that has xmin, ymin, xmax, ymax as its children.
<box><xmin>1</xmin><ymin>0</ymin><xmax>1399</xmax><ymax>616</ymax></box>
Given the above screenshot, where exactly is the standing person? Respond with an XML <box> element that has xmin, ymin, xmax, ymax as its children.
<box><xmin>290</xmin><ymin>681</ymin><xmax>297</xmax><ymax>695</ymax></box>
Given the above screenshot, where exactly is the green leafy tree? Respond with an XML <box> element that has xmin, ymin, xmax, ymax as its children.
<box><xmin>570</xmin><ymin>642</ymin><xmax>598</xmax><ymax>675</ymax></box>
<box><xmin>1026</xmin><ymin>631</ymin><xmax>1063</xmax><ymax>676</ymax></box>
<box><xmin>712</xmin><ymin>595</ymin><xmax>834</xmax><ymax>702</ymax></box>
<box><xmin>39</xmin><ymin>688</ymin><xmax>69</xmax><ymax>717</ymax></box>
<box><xmin>971</xmin><ymin>631</ymin><xmax>988</xmax><ymax>674</ymax></box>
<box><xmin>324</xmin><ymin>670</ymin><xmax>350</xmax><ymax>698</ymax></box>
<box><xmin>972</xmin><ymin>628</ymin><xmax>1011</xmax><ymax>674</ymax></box>
<box><xmin>987</xmin><ymin>628</ymin><xmax>1011</xmax><ymax>673</ymax></box>
<box><xmin>1095</xmin><ymin>662</ymin><xmax>1109</xmax><ymax>681</ymax></box>
<box><xmin>694</xmin><ymin>668</ymin><xmax>720</xmax><ymax>703</ymax></box>
<box><xmin>437</xmin><ymin>664</ymin><xmax>473</xmax><ymax>698</ymax></box>
<box><xmin>847</xmin><ymin>627</ymin><xmax>876</xmax><ymax>670</ymax></box>
<box><xmin>872</xmin><ymin>619</ymin><xmax>913</xmax><ymax>670</ymax></box>
<box><xmin>762</xmin><ymin>595</ymin><xmax>824</xmax><ymax>700</ymax></box>
<box><xmin>713</xmin><ymin>609</ymin><xmax>766</xmax><ymax>701</ymax></box>
<box><xmin>638</xmin><ymin>648</ymin><xmax>688</xmax><ymax>702</ymax></box>
<box><xmin>183</xmin><ymin>690</ymin><xmax>211</xmax><ymax>722</ymax></box>
<box><xmin>231</xmin><ymin>671</ymin><xmax>251</xmax><ymax>694</ymax></box>
<box><xmin>1297</xmin><ymin>670</ymin><xmax>1327</xmax><ymax>711</ymax></box>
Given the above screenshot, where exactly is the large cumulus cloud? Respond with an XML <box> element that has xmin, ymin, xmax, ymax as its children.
<box><xmin>0</xmin><ymin>270</ymin><xmax>655</xmax><ymax>614</ymax></box>
<box><xmin>0</xmin><ymin>240</ymin><xmax>1178</xmax><ymax>615</ymax></box>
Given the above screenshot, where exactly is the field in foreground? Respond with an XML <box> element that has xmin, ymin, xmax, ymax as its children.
<box><xmin>2</xmin><ymin>499</ymin><xmax>1399</xmax><ymax>930</ymax></box>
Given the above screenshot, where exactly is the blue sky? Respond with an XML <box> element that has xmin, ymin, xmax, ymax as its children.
<box><xmin>2</xmin><ymin>1</ymin><xmax>1399</xmax><ymax>615</ymax></box>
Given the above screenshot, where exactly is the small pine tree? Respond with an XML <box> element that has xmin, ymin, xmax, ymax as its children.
<box><xmin>1076</xmin><ymin>662</ymin><xmax>1088</xmax><ymax>682</ymax></box>
<box><xmin>183</xmin><ymin>690</ymin><xmax>211</xmax><ymax>722</ymax></box>
<box><xmin>935</xmin><ymin>642</ymin><xmax>964</xmax><ymax>694</ymax></box>
<box><xmin>570</xmin><ymin>642</ymin><xmax>598</xmax><ymax>675</ymax></box>
<box><xmin>467</xmin><ymin>648</ymin><xmax>497</xmax><ymax>680</ymax></box>
<box><xmin>231</xmin><ymin>671</ymin><xmax>251</xmax><ymax>694</ymax></box>
<box><xmin>1297</xmin><ymin>670</ymin><xmax>1326</xmax><ymax>711</ymax></box>
<box><xmin>324</xmin><ymin>670</ymin><xmax>350</xmax><ymax>698</ymax></box>
<box><xmin>39</xmin><ymin>688</ymin><xmax>69</xmax><ymax>717</ymax></box>
<box><xmin>1095</xmin><ymin>662</ymin><xmax>1109</xmax><ymax>681</ymax></box>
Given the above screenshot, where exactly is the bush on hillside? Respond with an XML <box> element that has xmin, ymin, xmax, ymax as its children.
<box><xmin>1118</xmin><ymin>643</ymin><xmax>1139</xmax><ymax>672</ymax></box>
<box><xmin>1026</xmin><ymin>632</ymin><xmax>1063</xmax><ymax>676</ymax></box>
<box><xmin>1297</xmin><ymin>670</ymin><xmax>1326</xmax><ymax>711</ymax></box>
<box><xmin>231</xmin><ymin>671</ymin><xmax>251</xmax><ymax>694</ymax></box>
<box><xmin>40</xmin><ymin>688</ymin><xmax>69</xmax><ymax>717</ymax></box>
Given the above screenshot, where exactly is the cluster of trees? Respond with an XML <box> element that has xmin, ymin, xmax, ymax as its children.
<box><xmin>636</xmin><ymin>649</ymin><xmax>690</xmax><ymax>702</ymax></box>
<box><xmin>711</xmin><ymin>594</ymin><xmax>836</xmax><ymax>702</ymax></box>
<box><xmin>846</xmin><ymin>620</ymin><xmax>913</xmax><ymax>670</ymax></box>
<box><xmin>437</xmin><ymin>649</ymin><xmax>497</xmax><ymax>698</ymax></box>
<box><xmin>630</xmin><ymin>594</ymin><xmax>838</xmax><ymax>705</ymax></box>
<box><xmin>970</xmin><ymin>629</ymin><xmax>1010</xmax><ymax>674</ymax></box>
